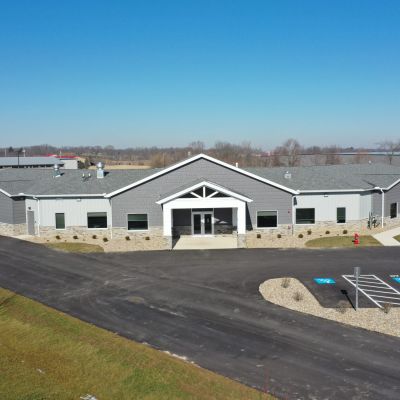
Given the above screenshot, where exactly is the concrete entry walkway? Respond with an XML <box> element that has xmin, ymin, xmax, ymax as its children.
<box><xmin>373</xmin><ymin>226</ymin><xmax>400</xmax><ymax>246</ymax></box>
<box><xmin>173</xmin><ymin>235</ymin><xmax>237</xmax><ymax>250</ymax></box>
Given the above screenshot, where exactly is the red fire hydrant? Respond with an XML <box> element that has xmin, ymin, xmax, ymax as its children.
<box><xmin>353</xmin><ymin>233</ymin><xmax>360</xmax><ymax>246</ymax></box>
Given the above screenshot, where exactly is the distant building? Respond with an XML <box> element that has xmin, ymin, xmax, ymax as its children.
<box><xmin>0</xmin><ymin>156</ymin><xmax>64</xmax><ymax>169</ymax></box>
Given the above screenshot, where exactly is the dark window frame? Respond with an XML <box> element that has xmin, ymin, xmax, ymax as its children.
<box><xmin>256</xmin><ymin>210</ymin><xmax>278</xmax><ymax>228</ymax></box>
<box><xmin>295</xmin><ymin>208</ymin><xmax>315</xmax><ymax>224</ymax></box>
<box><xmin>390</xmin><ymin>203</ymin><xmax>397</xmax><ymax>219</ymax></box>
<box><xmin>336</xmin><ymin>207</ymin><xmax>346</xmax><ymax>224</ymax></box>
<box><xmin>127</xmin><ymin>213</ymin><xmax>149</xmax><ymax>231</ymax></box>
<box><xmin>87</xmin><ymin>212</ymin><xmax>108</xmax><ymax>229</ymax></box>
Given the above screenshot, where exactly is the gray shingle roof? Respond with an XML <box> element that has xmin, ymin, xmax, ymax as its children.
<box><xmin>0</xmin><ymin>168</ymin><xmax>160</xmax><ymax>196</ymax></box>
<box><xmin>245</xmin><ymin>163</ymin><xmax>400</xmax><ymax>191</ymax></box>
<box><xmin>1</xmin><ymin>161</ymin><xmax>400</xmax><ymax>197</ymax></box>
<box><xmin>0</xmin><ymin>156</ymin><xmax>63</xmax><ymax>167</ymax></box>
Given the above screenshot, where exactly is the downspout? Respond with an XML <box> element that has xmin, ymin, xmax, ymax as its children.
<box><xmin>109</xmin><ymin>198</ymin><xmax>113</xmax><ymax>239</ymax></box>
<box><xmin>374</xmin><ymin>187</ymin><xmax>384</xmax><ymax>227</ymax></box>
<box><xmin>292</xmin><ymin>195</ymin><xmax>296</xmax><ymax>236</ymax></box>
<box><xmin>33</xmin><ymin>196</ymin><xmax>41</xmax><ymax>237</ymax></box>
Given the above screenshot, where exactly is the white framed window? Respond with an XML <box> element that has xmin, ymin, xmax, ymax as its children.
<box><xmin>336</xmin><ymin>207</ymin><xmax>346</xmax><ymax>224</ymax></box>
<box><xmin>87</xmin><ymin>212</ymin><xmax>107</xmax><ymax>229</ymax></box>
<box><xmin>257</xmin><ymin>211</ymin><xmax>278</xmax><ymax>228</ymax></box>
<box><xmin>55</xmin><ymin>213</ymin><xmax>65</xmax><ymax>230</ymax></box>
<box><xmin>127</xmin><ymin>214</ymin><xmax>148</xmax><ymax>230</ymax></box>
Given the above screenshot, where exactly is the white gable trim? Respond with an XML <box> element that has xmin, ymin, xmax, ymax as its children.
<box><xmin>105</xmin><ymin>153</ymin><xmax>298</xmax><ymax>197</ymax></box>
<box><xmin>156</xmin><ymin>180</ymin><xmax>253</xmax><ymax>204</ymax></box>
<box><xmin>0</xmin><ymin>188</ymin><xmax>12</xmax><ymax>197</ymax></box>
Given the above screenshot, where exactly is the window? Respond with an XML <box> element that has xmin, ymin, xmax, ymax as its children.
<box><xmin>87</xmin><ymin>212</ymin><xmax>107</xmax><ymax>229</ymax></box>
<box><xmin>55</xmin><ymin>213</ymin><xmax>65</xmax><ymax>229</ymax></box>
<box><xmin>296</xmin><ymin>208</ymin><xmax>315</xmax><ymax>224</ymax></box>
<box><xmin>257</xmin><ymin>211</ymin><xmax>277</xmax><ymax>228</ymax></box>
<box><xmin>128</xmin><ymin>214</ymin><xmax>148</xmax><ymax>230</ymax></box>
<box><xmin>390</xmin><ymin>203</ymin><xmax>397</xmax><ymax>219</ymax></box>
<box><xmin>337</xmin><ymin>207</ymin><xmax>346</xmax><ymax>224</ymax></box>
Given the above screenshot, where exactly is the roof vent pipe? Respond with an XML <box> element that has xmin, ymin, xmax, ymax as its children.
<box><xmin>235</xmin><ymin>162</ymin><xmax>239</xmax><ymax>168</ymax></box>
<box><xmin>96</xmin><ymin>162</ymin><xmax>105</xmax><ymax>179</ymax></box>
<box><xmin>284</xmin><ymin>171</ymin><xmax>291</xmax><ymax>179</ymax></box>
<box><xmin>53</xmin><ymin>164</ymin><xmax>61</xmax><ymax>178</ymax></box>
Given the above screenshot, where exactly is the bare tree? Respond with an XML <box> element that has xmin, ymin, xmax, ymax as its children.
<box><xmin>324</xmin><ymin>146</ymin><xmax>342</xmax><ymax>165</ymax></box>
<box><xmin>188</xmin><ymin>141</ymin><xmax>205</xmax><ymax>154</ymax></box>
<box><xmin>274</xmin><ymin>139</ymin><xmax>302</xmax><ymax>167</ymax></box>
<box><xmin>378</xmin><ymin>140</ymin><xmax>400</xmax><ymax>164</ymax></box>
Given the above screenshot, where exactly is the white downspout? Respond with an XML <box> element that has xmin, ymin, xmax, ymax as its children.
<box><xmin>109</xmin><ymin>198</ymin><xmax>113</xmax><ymax>239</ymax></box>
<box><xmin>292</xmin><ymin>195</ymin><xmax>296</xmax><ymax>235</ymax></box>
<box><xmin>375</xmin><ymin>187</ymin><xmax>384</xmax><ymax>227</ymax></box>
<box><xmin>34</xmin><ymin>197</ymin><xmax>41</xmax><ymax>237</ymax></box>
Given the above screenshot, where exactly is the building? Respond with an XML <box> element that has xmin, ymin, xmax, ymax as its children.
<box><xmin>0</xmin><ymin>153</ymin><xmax>399</xmax><ymax>249</ymax></box>
<box><xmin>0</xmin><ymin>156</ymin><xmax>64</xmax><ymax>169</ymax></box>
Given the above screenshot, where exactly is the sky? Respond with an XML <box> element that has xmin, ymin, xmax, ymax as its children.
<box><xmin>0</xmin><ymin>0</ymin><xmax>399</xmax><ymax>150</ymax></box>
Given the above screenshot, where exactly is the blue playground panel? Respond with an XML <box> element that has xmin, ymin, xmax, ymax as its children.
<box><xmin>392</xmin><ymin>277</ymin><xmax>400</xmax><ymax>284</ymax></box>
<box><xmin>314</xmin><ymin>278</ymin><xmax>336</xmax><ymax>285</ymax></box>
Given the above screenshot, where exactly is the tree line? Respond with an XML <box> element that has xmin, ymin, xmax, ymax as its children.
<box><xmin>0</xmin><ymin>139</ymin><xmax>397</xmax><ymax>168</ymax></box>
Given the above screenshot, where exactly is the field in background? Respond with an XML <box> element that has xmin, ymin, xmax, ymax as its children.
<box><xmin>0</xmin><ymin>287</ymin><xmax>271</xmax><ymax>400</ymax></box>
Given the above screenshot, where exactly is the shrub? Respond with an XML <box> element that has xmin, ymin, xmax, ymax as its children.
<box><xmin>73</xmin><ymin>235</ymin><xmax>78</xmax><ymax>240</ymax></box>
<box><xmin>325</xmin><ymin>230</ymin><xmax>330</xmax><ymax>235</ymax></box>
<box><xmin>293</xmin><ymin>291</ymin><xmax>304</xmax><ymax>302</ymax></box>
<box><xmin>281</xmin><ymin>277</ymin><xmax>291</xmax><ymax>288</ymax></box>
<box><xmin>102</xmin><ymin>237</ymin><xmax>108</xmax><ymax>242</ymax></box>
<box><xmin>298</xmin><ymin>233</ymin><xmax>304</xmax><ymax>239</ymax></box>
<box><xmin>125</xmin><ymin>236</ymin><xmax>131</xmax><ymax>241</ymax></box>
<box><xmin>343</xmin><ymin>229</ymin><xmax>348</xmax><ymax>235</ymax></box>
<box><xmin>307</xmin><ymin>229</ymin><xmax>312</xmax><ymax>235</ymax></box>
<box><xmin>381</xmin><ymin>303</ymin><xmax>392</xmax><ymax>314</ymax></box>
<box><xmin>336</xmin><ymin>300</ymin><xmax>351</xmax><ymax>314</ymax></box>
<box><xmin>55</xmin><ymin>235</ymin><xmax>61</xmax><ymax>240</ymax></box>
<box><xmin>277</xmin><ymin>233</ymin><xmax>282</xmax><ymax>239</ymax></box>
<box><xmin>92</xmin><ymin>234</ymin><xmax>97</xmax><ymax>239</ymax></box>
<box><xmin>256</xmin><ymin>233</ymin><xmax>261</xmax><ymax>239</ymax></box>
<box><xmin>145</xmin><ymin>236</ymin><xmax>150</xmax><ymax>240</ymax></box>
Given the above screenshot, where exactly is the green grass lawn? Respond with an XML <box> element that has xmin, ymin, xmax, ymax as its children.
<box><xmin>394</xmin><ymin>235</ymin><xmax>400</xmax><ymax>242</ymax></box>
<box><xmin>44</xmin><ymin>242</ymin><xmax>104</xmax><ymax>253</ymax></box>
<box><xmin>0</xmin><ymin>287</ymin><xmax>271</xmax><ymax>400</ymax></box>
<box><xmin>305</xmin><ymin>235</ymin><xmax>382</xmax><ymax>248</ymax></box>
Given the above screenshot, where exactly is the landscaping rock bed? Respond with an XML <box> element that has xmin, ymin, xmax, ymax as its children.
<box><xmin>259</xmin><ymin>277</ymin><xmax>400</xmax><ymax>338</ymax></box>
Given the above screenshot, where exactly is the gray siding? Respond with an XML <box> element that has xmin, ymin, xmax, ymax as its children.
<box><xmin>12</xmin><ymin>198</ymin><xmax>26</xmax><ymax>224</ymax></box>
<box><xmin>0</xmin><ymin>192</ymin><xmax>13</xmax><ymax>224</ymax></box>
<box><xmin>111</xmin><ymin>158</ymin><xmax>293</xmax><ymax>229</ymax></box>
<box><xmin>372</xmin><ymin>191</ymin><xmax>383</xmax><ymax>217</ymax></box>
<box><xmin>385</xmin><ymin>182</ymin><xmax>400</xmax><ymax>217</ymax></box>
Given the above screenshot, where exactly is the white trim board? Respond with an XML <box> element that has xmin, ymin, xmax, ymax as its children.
<box><xmin>156</xmin><ymin>180</ymin><xmax>253</xmax><ymax>204</ymax></box>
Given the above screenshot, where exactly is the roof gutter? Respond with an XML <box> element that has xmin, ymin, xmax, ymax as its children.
<box><xmin>17</xmin><ymin>193</ymin><xmax>107</xmax><ymax>198</ymax></box>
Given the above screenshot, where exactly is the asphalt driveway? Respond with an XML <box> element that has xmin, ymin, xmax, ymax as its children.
<box><xmin>0</xmin><ymin>236</ymin><xmax>400</xmax><ymax>399</ymax></box>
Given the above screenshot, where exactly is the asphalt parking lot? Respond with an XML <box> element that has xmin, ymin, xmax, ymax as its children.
<box><xmin>1</xmin><ymin>236</ymin><xmax>400</xmax><ymax>399</ymax></box>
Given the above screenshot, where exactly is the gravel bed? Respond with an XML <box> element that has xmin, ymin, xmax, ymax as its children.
<box><xmin>259</xmin><ymin>278</ymin><xmax>400</xmax><ymax>338</ymax></box>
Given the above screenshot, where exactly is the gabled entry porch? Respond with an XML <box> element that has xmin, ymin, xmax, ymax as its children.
<box><xmin>156</xmin><ymin>180</ymin><xmax>252</xmax><ymax>248</ymax></box>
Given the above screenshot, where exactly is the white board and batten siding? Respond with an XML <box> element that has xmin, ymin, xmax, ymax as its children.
<box><xmin>34</xmin><ymin>198</ymin><xmax>111</xmax><ymax>227</ymax></box>
<box><xmin>295</xmin><ymin>193</ymin><xmax>372</xmax><ymax>222</ymax></box>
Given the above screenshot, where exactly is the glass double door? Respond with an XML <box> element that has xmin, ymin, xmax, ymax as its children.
<box><xmin>192</xmin><ymin>211</ymin><xmax>213</xmax><ymax>236</ymax></box>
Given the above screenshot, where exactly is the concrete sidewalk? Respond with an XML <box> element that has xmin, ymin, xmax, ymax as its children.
<box><xmin>173</xmin><ymin>236</ymin><xmax>237</xmax><ymax>250</ymax></box>
<box><xmin>373</xmin><ymin>226</ymin><xmax>400</xmax><ymax>246</ymax></box>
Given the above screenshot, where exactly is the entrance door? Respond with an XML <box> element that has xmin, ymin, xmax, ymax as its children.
<box><xmin>390</xmin><ymin>202</ymin><xmax>397</xmax><ymax>219</ymax></box>
<box><xmin>192</xmin><ymin>211</ymin><xmax>214</xmax><ymax>236</ymax></box>
<box><xmin>27</xmin><ymin>210</ymin><xmax>35</xmax><ymax>235</ymax></box>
